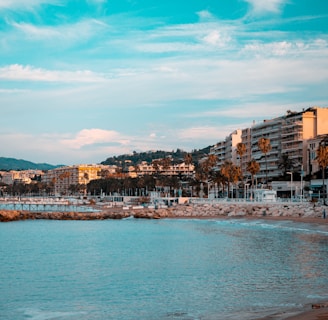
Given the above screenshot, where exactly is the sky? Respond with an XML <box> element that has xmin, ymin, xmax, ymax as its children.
<box><xmin>0</xmin><ymin>0</ymin><xmax>328</xmax><ymax>165</ymax></box>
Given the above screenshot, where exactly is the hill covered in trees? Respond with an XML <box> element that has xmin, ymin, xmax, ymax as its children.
<box><xmin>0</xmin><ymin>157</ymin><xmax>61</xmax><ymax>171</ymax></box>
<box><xmin>101</xmin><ymin>146</ymin><xmax>212</xmax><ymax>166</ymax></box>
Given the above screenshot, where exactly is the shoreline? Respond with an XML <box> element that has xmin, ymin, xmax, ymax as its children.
<box><xmin>259</xmin><ymin>303</ymin><xmax>328</xmax><ymax>320</ymax></box>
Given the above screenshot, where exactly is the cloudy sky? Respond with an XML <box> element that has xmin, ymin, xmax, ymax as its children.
<box><xmin>1</xmin><ymin>0</ymin><xmax>327</xmax><ymax>165</ymax></box>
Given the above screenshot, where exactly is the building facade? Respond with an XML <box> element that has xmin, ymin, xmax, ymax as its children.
<box><xmin>42</xmin><ymin>164</ymin><xmax>110</xmax><ymax>195</ymax></box>
<box><xmin>210</xmin><ymin>106</ymin><xmax>328</xmax><ymax>183</ymax></box>
<box><xmin>136</xmin><ymin>161</ymin><xmax>195</xmax><ymax>177</ymax></box>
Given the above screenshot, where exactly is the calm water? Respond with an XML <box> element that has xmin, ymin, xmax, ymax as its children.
<box><xmin>1</xmin><ymin>218</ymin><xmax>328</xmax><ymax>320</ymax></box>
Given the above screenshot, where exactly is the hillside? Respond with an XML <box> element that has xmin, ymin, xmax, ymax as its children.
<box><xmin>101</xmin><ymin>146</ymin><xmax>212</xmax><ymax>167</ymax></box>
<box><xmin>0</xmin><ymin>157</ymin><xmax>61</xmax><ymax>171</ymax></box>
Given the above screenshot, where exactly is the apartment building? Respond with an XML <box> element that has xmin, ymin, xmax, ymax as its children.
<box><xmin>0</xmin><ymin>170</ymin><xmax>43</xmax><ymax>185</ymax></box>
<box><xmin>136</xmin><ymin>161</ymin><xmax>195</xmax><ymax>177</ymax></box>
<box><xmin>210</xmin><ymin>106</ymin><xmax>328</xmax><ymax>183</ymax></box>
<box><xmin>210</xmin><ymin>140</ymin><xmax>226</xmax><ymax>169</ymax></box>
<box><xmin>251</xmin><ymin>116</ymin><xmax>283</xmax><ymax>180</ymax></box>
<box><xmin>226</xmin><ymin>129</ymin><xmax>242</xmax><ymax>165</ymax></box>
<box><xmin>307</xmin><ymin>134</ymin><xmax>328</xmax><ymax>175</ymax></box>
<box><xmin>42</xmin><ymin>164</ymin><xmax>111</xmax><ymax>195</ymax></box>
<box><xmin>280</xmin><ymin>108</ymin><xmax>327</xmax><ymax>174</ymax></box>
<box><xmin>210</xmin><ymin>130</ymin><xmax>242</xmax><ymax>172</ymax></box>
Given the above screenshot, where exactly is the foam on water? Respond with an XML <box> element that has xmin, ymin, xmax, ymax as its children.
<box><xmin>22</xmin><ymin>308</ymin><xmax>87</xmax><ymax>320</ymax></box>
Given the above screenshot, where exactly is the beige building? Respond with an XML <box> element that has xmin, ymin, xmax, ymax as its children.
<box><xmin>136</xmin><ymin>161</ymin><xmax>195</xmax><ymax>177</ymax></box>
<box><xmin>210</xmin><ymin>130</ymin><xmax>242</xmax><ymax>171</ymax></box>
<box><xmin>0</xmin><ymin>170</ymin><xmax>43</xmax><ymax>185</ymax></box>
<box><xmin>42</xmin><ymin>164</ymin><xmax>111</xmax><ymax>195</ymax></box>
<box><xmin>281</xmin><ymin>107</ymin><xmax>328</xmax><ymax>175</ymax></box>
<box><xmin>307</xmin><ymin>134</ymin><xmax>328</xmax><ymax>175</ymax></box>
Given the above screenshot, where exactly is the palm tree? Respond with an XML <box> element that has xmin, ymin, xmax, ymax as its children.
<box><xmin>278</xmin><ymin>153</ymin><xmax>296</xmax><ymax>177</ymax></box>
<box><xmin>152</xmin><ymin>160</ymin><xmax>161</xmax><ymax>176</ymax></box>
<box><xmin>198</xmin><ymin>154</ymin><xmax>217</xmax><ymax>197</ymax></box>
<box><xmin>184</xmin><ymin>153</ymin><xmax>193</xmax><ymax>166</ymax></box>
<box><xmin>278</xmin><ymin>154</ymin><xmax>296</xmax><ymax>177</ymax></box>
<box><xmin>160</xmin><ymin>157</ymin><xmax>171</xmax><ymax>175</ymax></box>
<box><xmin>209</xmin><ymin>170</ymin><xmax>226</xmax><ymax>198</ymax></box>
<box><xmin>59</xmin><ymin>171</ymin><xmax>70</xmax><ymax>195</ymax></box>
<box><xmin>316</xmin><ymin>143</ymin><xmax>328</xmax><ymax>204</ymax></box>
<box><xmin>220</xmin><ymin>160</ymin><xmax>241</xmax><ymax>198</ymax></box>
<box><xmin>236</xmin><ymin>142</ymin><xmax>246</xmax><ymax>169</ymax></box>
<box><xmin>258</xmin><ymin>137</ymin><xmax>272</xmax><ymax>186</ymax></box>
<box><xmin>236</xmin><ymin>142</ymin><xmax>246</xmax><ymax>196</ymax></box>
<box><xmin>247</xmin><ymin>159</ymin><xmax>260</xmax><ymax>200</ymax></box>
<box><xmin>83</xmin><ymin>172</ymin><xmax>89</xmax><ymax>195</ymax></box>
<box><xmin>183</xmin><ymin>153</ymin><xmax>194</xmax><ymax>179</ymax></box>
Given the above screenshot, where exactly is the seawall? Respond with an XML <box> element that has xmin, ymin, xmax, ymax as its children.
<box><xmin>1</xmin><ymin>202</ymin><xmax>326</xmax><ymax>222</ymax></box>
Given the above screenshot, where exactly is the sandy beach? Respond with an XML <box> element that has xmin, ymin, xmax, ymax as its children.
<box><xmin>259</xmin><ymin>304</ymin><xmax>328</xmax><ymax>320</ymax></box>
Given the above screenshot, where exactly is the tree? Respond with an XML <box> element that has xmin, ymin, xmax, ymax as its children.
<box><xmin>196</xmin><ymin>154</ymin><xmax>217</xmax><ymax>197</ymax></box>
<box><xmin>247</xmin><ymin>159</ymin><xmax>260</xmax><ymax>200</ymax></box>
<box><xmin>209</xmin><ymin>170</ymin><xmax>227</xmax><ymax>198</ymax></box>
<box><xmin>316</xmin><ymin>143</ymin><xmax>328</xmax><ymax>204</ymax></box>
<box><xmin>258</xmin><ymin>137</ymin><xmax>271</xmax><ymax>186</ymax></box>
<box><xmin>83</xmin><ymin>172</ymin><xmax>89</xmax><ymax>195</ymax></box>
<box><xmin>278</xmin><ymin>154</ymin><xmax>296</xmax><ymax>177</ymax></box>
<box><xmin>160</xmin><ymin>157</ymin><xmax>171</xmax><ymax>174</ymax></box>
<box><xmin>184</xmin><ymin>153</ymin><xmax>193</xmax><ymax>165</ymax></box>
<box><xmin>236</xmin><ymin>142</ymin><xmax>246</xmax><ymax>182</ymax></box>
<box><xmin>220</xmin><ymin>161</ymin><xmax>241</xmax><ymax>198</ymax></box>
<box><xmin>59</xmin><ymin>171</ymin><xmax>70</xmax><ymax>195</ymax></box>
<box><xmin>152</xmin><ymin>160</ymin><xmax>161</xmax><ymax>176</ymax></box>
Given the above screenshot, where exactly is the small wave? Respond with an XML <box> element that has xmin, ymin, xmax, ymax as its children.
<box><xmin>222</xmin><ymin>219</ymin><xmax>328</xmax><ymax>236</ymax></box>
<box><xmin>23</xmin><ymin>308</ymin><xmax>87</xmax><ymax>320</ymax></box>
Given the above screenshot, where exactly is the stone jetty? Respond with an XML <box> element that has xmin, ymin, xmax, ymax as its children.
<box><xmin>0</xmin><ymin>201</ymin><xmax>326</xmax><ymax>222</ymax></box>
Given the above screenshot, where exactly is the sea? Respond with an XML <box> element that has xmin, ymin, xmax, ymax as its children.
<box><xmin>1</xmin><ymin>217</ymin><xmax>328</xmax><ymax>320</ymax></box>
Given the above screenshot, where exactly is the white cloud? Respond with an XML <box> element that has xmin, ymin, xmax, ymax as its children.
<box><xmin>202</xmin><ymin>30</ymin><xmax>231</xmax><ymax>47</ymax></box>
<box><xmin>0</xmin><ymin>0</ymin><xmax>58</xmax><ymax>9</ymax></box>
<box><xmin>11</xmin><ymin>19</ymin><xmax>108</xmax><ymax>42</ymax></box>
<box><xmin>177</xmin><ymin>126</ymin><xmax>228</xmax><ymax>142</ymax></box>
<box><xmin>244</xmin><ymin>41</ymin><xmax>292</xmax><ymax>56</ymax></box>
<box><xmin>197</xmin><ymin>10</ymin><xmax>215</xmax><ymax>21</ymax></box>
<box><xmin>0</xmin><ymin>64</ymin><xmax>106</xmax><ymax>83</ymax></box>
<box><xmin>244</xmin><ymin>0</ymin><xmax>287</xmax><ymax>15</ymax></box>
<box><xmin>60</xmin><ymin>129</ymin><xmax>127</xmax><ymax>149</ymax></box>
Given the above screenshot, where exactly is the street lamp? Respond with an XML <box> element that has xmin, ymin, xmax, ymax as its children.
<box><xmin>244</xmin><ymin>183</ymin><xmax>249</xmax><ymax>201</ymax></box>
<box><xmin>287</xmin><ymin>171</ymin><xmax>293</xmax><ymax>201</ymax></box>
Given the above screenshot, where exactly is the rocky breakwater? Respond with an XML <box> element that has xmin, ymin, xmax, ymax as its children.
<box><xmin>1</xmin><ymin>202</ymin><xmax>326</xmax><ymax>222</ymax></box>
<box><xmin>0</xmin><ymin>209</ymin><xmax>131</xmax><ymax>222</ymax></box>
<box><xmin>130</xmin><ymin>202</ymin><xmax>326</xmax><ymax>219</ymax></box>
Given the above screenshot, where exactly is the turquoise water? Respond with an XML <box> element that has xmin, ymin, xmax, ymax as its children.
<box><xmin>1</xmin><ymin>218</ymin><xmax>328</xmax><ymax>320</ymax></box>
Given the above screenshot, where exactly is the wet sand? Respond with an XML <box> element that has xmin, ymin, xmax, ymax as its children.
<box><xmin>259</xmin><ymin>305</ymin><xmax>328</xmax><ymax>320</ymax></box>
<box><xmin>285</xmin><ymin>308</ymin><xmax>328</xmax><ymax>320</ymax></box>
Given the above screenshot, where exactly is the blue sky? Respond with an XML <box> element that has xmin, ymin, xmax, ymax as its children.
<box><xmin>0</xmin><ymin>0</ymin><xmax>327</xmax><ymax>165</ymax></box>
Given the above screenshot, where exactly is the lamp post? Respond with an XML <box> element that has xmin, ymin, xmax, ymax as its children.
<box><xmin>287</xmin><ymin>171</ymin><xmax>293</xmax><ymax>201</ymax></box>
<box><xmin>300</xmin><ymin>165</ymin><xmax>303</xmax><ymax>202</ymax></box>
<box><xmin>244</xmin><ymin>183</ymin><xmax>249</xmax><ymax>201</ymax></box>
